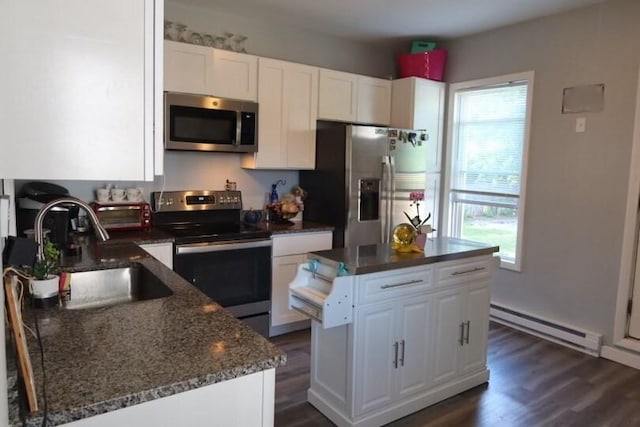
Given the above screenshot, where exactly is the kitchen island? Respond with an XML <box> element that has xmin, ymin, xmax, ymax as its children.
<box><xmin>291</xmin><ymin>237</ymin><xmax>499</xmax><ymax>427</ymax></box>
<box><xmin>14</xmin><ymin>237</ymin><xmax>285</xmax><ymax>426</ymax></box>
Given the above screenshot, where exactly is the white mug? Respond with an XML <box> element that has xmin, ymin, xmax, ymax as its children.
<box><xmin>110</xmin><ymin>188</ymin><xmax>126</xmax><ymax>202</ymax></box>
<box><xmin>126</xmin><ymin>187</ymin><xmax>143</xmax><ymax>202</ymax></box>
<box><xmin>96</xmin><ymin>188</ymin><xmax>110</xmax><ymax>203</ymax></box>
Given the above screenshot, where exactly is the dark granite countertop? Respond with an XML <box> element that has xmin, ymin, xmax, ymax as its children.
<box><xmin>310</xmin><ymin>237</ymin><xmax>499</xmax><ymax>275</ymax></box>
<box><xmin>17</xmin><ymin>238</ymin><xmax>285</xmax><ymax>426</ymax></box>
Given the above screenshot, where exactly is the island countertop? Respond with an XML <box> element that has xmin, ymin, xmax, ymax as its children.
<box><xmin>18</xmin><ymin>238</ymin><xmax>286</xmax><ymax>426</ymax></box>
<box><xmin>309</xmin><ymin>237</ymin><xmax>499</xmax><ymax>275</ymax></box>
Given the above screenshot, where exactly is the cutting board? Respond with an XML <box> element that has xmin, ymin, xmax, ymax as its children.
<box><xmin>4</xmin><ymin>275</ymin><xmax>38</xmax><ymax>412</ymax></box>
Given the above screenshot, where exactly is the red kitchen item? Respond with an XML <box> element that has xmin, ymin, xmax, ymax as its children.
<box><xmin>397</xmin><ymin>49</ymin><xmax>448</xmax><ymax>81</ymax></box>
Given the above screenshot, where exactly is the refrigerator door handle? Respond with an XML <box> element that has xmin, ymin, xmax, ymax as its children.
<box><xmin>381</xmin><ymin>156</ymin><xmax>390</xmax><ymax>243</ymax></box>
<box><xmin>389</xmin><ymin>156</ymin><xmax>396</xmax><ymax>241</ymax></box>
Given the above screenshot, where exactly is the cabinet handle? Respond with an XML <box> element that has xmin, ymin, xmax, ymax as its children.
<box><xmin>451</xmin><ymin>266</ymin><xmax>485</xmax><ymax>276</ymax></box>
<box><xmin>464</xmin><ymin>320</ymin><xmax>471</xmax><ymax>344</ymax></box>
<box><xmin>399</xmin><ymin>340</ymin><xmax>405</xmax><ymax>367</ymax></box>
<box><xmin>393</xmin><ymin>341</ymin><xmax>399</xmax><ymax>368</ymax></box>
<box><xmin>380</xmin><ymin>279</ymin><xmax>422</xmax><ymax>289</ymax></box>
<box><xmin>459</xmin><ymin>322</ymin><xmax>465</xmax><ymax>346</ymax></box>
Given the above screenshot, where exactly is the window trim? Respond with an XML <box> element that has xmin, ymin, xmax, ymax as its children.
<box><xmin>442</xmin><ymin>71</ymin><xmax>534</xmax><ymax>271</ymax></box>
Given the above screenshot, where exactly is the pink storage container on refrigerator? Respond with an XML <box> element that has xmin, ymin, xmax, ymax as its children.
<box><xmin>397</xmin><ymin>49</ymin><xmax>448</xmax><ymax>81</ymax></box>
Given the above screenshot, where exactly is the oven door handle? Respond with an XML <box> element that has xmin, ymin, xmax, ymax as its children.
<box><xmin>176</xmin><ymin>238</ymin><xmax>272</xmax><ymax>254</ymax></box>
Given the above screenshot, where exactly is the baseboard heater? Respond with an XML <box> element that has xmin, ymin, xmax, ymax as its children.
<box><xmin>490</xmin><ymin>303</ymin><xmax>602</xmax><ymax>357</ymax></box>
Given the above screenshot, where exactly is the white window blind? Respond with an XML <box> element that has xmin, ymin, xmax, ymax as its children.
<box><xmin>446</xmin><ymin>72</ymin><xmax>533</xmax><ymax>271</ymax></box>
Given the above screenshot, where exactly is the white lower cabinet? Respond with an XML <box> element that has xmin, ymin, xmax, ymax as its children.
<box><xmin>307</xmin><ymin>255</ymin><xmax>494</xmax><ymax>427</ymax></box>
<box><xmin>353</xmin><ymin>295</ymin><xmax>432</xmax><ymax>416</ymax></box>
<box><xmin>137</xmin><ymin>242</ymin><xmax>173</xmax><ymax>269</ymax></box>
<box><xmin>431</xmin><ymin>283</ymin><xmax>490</xmax><ymax>386</ymax></box>
<box><xmin>62</xmin><ymin>369</ymin><xmax>275</xmax><ymax>427</ymax></box>
<box><xmin>270</xmin><ymin>231</ymin><xmax>332</xmax><ymax>336</ymax></box>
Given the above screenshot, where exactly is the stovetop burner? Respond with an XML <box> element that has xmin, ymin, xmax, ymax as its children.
<box><xmin>156</xmin><ymin>222</ymin><xmax>270</xmax><ymax>245</ymax></box>
<box><xmin>151</xmin><ymin>190</ymin><xmax>271</xmax><ymax>244</ymax></box>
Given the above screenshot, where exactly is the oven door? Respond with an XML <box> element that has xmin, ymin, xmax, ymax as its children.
<box><xmin>174</xmin><ymin>238</ymin><xmax>272</xmax><ymax>316</ymax></box>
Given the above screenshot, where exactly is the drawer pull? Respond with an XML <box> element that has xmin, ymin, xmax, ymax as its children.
<box><xmin>464</xmin><ymin>320</ymin><xmax>471</xmax><ymax>344</ymax></box>
<box><xmin>380</xmin><ymin>279</ymin><xmax>423</xmax><ymax>289</ymax></box>
<box><xmin>451</xmin><ymin>266</ymin><xmax>485</xmax><ymax>276</ymax></box>
<box><xmin>393</xmin><ymin>341</ymin><xmax>399</xmax><ymax>368</ymax></box>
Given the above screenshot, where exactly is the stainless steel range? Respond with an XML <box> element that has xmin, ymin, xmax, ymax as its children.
<box><xmin>151</xmin><ymin>190</ymin><xmax>272</xmax><ymax>336</ymax></box>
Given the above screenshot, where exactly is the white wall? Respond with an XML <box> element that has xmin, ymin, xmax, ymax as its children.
<box><xmin>165</xmin><ymin>0</ymin><xmax>398</xmax><ymax>78</ymax></box>
<box><xmin>444</xmin><ymin>0</ymin><xmax>640</xmax><ymax>345</ymax></box>
<box><xmin>16</xmin><ymin>152</ymin><xmax>297</xmax><ymax>211</ymax></box>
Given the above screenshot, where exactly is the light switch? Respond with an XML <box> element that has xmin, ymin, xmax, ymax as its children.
<box><xmin>575</xmin><ymin>117</ymin><xmax>586</xmax><ymax>133</ymax></box>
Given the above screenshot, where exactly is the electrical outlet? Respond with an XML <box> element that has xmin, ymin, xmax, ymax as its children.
<box><xmin>576</xmin><ymin>117</ymin><xmax>586</xmax><ymax>133</ymax></box>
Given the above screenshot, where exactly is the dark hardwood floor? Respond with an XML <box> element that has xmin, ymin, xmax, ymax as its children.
<box><xmin>270</xmin><ymin>322</ymin><xmax>640</xmax><ymax>427</ymax></box>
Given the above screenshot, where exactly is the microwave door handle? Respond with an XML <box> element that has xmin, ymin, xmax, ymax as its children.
<box><xmin>235</xmin><ymin>111</ymin><xmax>242</xmax><ymax>147</ymax></box>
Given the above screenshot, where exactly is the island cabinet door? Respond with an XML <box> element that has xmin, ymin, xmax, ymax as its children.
<box><xmin>395</xmin><ymin>296</ymin><xmax>434</xmax><ymax>400</ymax></box>
<box><xmin>459</xmin><ymin>282</ymin><xmax>491</xmax><ymax>376</ymax></box>
<box><xmin>353</xmin><ymin>302</ymin><xmax>396</xmax><ymax>416</ymax></box>
<box><xmin>431</xmin><ymin>283</ymin><xmax>491</xmax><ymax>386</ymax></box>
<box><xmin>431</xmin><ymin>288</ymin><xmax>465</xmax><ymax>386</ymax></box>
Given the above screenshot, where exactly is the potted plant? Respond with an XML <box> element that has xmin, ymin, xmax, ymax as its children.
<box><xmin>28</xmin><ymin>241</ymin><xmax>61</xmax><ymax>307</ymax></box>
<box><xmin>403</xmin><ymin>191</ymin><xmax>434</xmax><ymax>249</ymax></box>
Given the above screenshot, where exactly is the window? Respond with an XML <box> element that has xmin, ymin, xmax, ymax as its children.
<box><xmin>444</xmin><ymin>71</ymin><xmax>534</xmax><ymax>271</ymax></box>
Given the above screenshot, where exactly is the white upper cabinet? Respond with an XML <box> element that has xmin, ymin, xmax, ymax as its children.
<box><xmin>318</xmin><ymin>69</ymin><xmax>358</xmax><ymax>122</ymax></box>
<box><xmin>391</xmin><ymin>77</ymin><xmax>445</xmax><ymax>131</ymax></box>
<box><xmin>318</xmin><ymin>69</ymin><xmax>391</xmax><ymax>125</ymax></box>
<box><xmin>211</xmin><ymin>49</ymin><xmax>258</xmax><ymax>102</ymax></box>
<box><xmin>242</xmin><ymin>57</ymin><xmax>318</xmax><ymax>170</ymax></box>
<box><xmin>357</xmin><ymin>76</ymin><xmax>392</xmax><ymax>125</ymax></box>
<box><xmin>0</xmin><ymin>0</ymin><xmax>164</xmax><ymax>181</ymax></box>
<box><xmin>164</xmin><ymin>41</ymin><xmax>258</xmax><ymax>102</ymax></box>
<box><xmin>391</xmin><ymin>77</ymin><xmax>445</xmax><ymax>173</ymax></box>
<box><xmin>164</xmin><ymin>41</ymin><xmax>214</xmax><ymax>96</ymax></box>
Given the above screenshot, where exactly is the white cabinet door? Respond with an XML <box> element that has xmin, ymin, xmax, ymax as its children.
<box><xmin>391</xmin><ymin>77</ymin><xmax>445</xmax><ymax>173</ymax></box>
<box><xmin>353</xmin><ymin>303</ymin><xmax>396</xmax><ymax>416</ymax></box>
<box><xmin>272</xmin><ymin>254</ymin><xmax>308</xmax><ymax>327</ymax></box>
<box><xmin>460</xmin><ymin>283</ymin><xmax>490</xmax><ymax>376</ymax></box>
<box><xmin>357</xmin><ymin>76</ymin><xmax>391</xmax><ymax>126</ymax></box>
<box><xmin>431</xmin><ymin>288</ymin><xmax>464</xmax><ymax>386</ymax></box>
<box><xmin>244</xmin><ymin>58</ymin><xmax>317</xmax><ymax>169</ymax></box>
<box><xmin>138</xmin><ymin>242</ymin><xmax>173</xmax><ymax>270</ymax></box>
<box><xmin>395</xmin><ymin>296</ymin><xmax>433</xmax><ymax>400</ymax></box>
<box><xmin>285</xmin><ymin>63</ymin><xmax>318</xmax><ymax>169</ymax></box>
<box><xmin>164</xmin><ymin>41</ymin><xmax>214</xmax><ymax>95</ymax></box>
<box><xmin>1</xmin><ymin>0</ymin><xmax>161</xmax><ymax>181</ymax></box>
<box><xmin>211</xmin><ymin>49</ymin><xmax>258</xmax><ymax>101</ymax></box>
<box><xmin>318</xmin><ymin>69</ymin><xmax>358</xmax><ymax>122</ymax></box>
<box><xmin>431</xmin><ymin>283</ymin><xmax>490</xmax><ymax>385</ymax></box>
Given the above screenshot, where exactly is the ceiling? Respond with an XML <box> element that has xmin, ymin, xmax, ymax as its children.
<box><xmin>173</xmin><ymin>0</ymin><xmax>607</xmax><ymax>42</ymax></box>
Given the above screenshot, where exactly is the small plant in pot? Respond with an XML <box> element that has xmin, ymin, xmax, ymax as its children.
<box><xmin>28</xmin><ymin>241</ymin><xmax>61</xmax><ymax>308</ymax></box>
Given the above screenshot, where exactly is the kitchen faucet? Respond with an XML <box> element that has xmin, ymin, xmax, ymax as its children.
<box><xmin>34</xmin><ymin>196</ymin><xmax>110</xmax><ymax>260</ymax></box>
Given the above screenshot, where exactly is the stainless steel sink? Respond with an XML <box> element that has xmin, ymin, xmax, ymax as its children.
<box><xmin>63</xmin><ymin>263</ymin><xmax>173</xmax><ymax>310</ymax></box>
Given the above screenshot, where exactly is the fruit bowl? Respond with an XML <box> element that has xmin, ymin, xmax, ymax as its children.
<box><xmin>267</xmin><ymin>203</ymin><xmax>298</xmax><ymax>223</ymax></box>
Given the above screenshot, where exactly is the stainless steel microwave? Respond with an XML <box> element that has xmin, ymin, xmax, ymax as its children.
<box><xmin>164</xmin><ymin>92</ymin><xmax>258</xmax><ymax>153</ymax></box>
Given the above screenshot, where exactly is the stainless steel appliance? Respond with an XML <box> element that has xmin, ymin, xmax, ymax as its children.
<box><xmin>91</xmin><ymin>201</ymin><xmax>152</xmax><ymax>231</ymax></box>
<box><xmin>151</xmin><ymin>190</ymin><xmax>272</xmax><ymax>337</ymax></box>
<box><xmin>164</xmin><ymin>92</ymin><xmax>258</xmax><ymax>153</ymax></box>
<box><xmin>300</xmin><ymin>122</ymin><xmax>438</xmax><ymax>248</ymax></box>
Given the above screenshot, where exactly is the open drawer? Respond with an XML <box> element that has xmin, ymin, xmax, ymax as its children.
<box><xmin>289</xmin><ymin>262</ymin><xmax>354</xmax><ymax>329</ymax></box>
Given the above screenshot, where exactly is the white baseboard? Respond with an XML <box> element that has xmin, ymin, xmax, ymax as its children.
<box><xmin>601</xmin><ymin>345</ymin><xmax>640</xmax><ymax>370</ymax></box>
<box><xmin>490</xmin><ymin>303</ymin><xmax>602</xmax><ymax>357</ymax></box>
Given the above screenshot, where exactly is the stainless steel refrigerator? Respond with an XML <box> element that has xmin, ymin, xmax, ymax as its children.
<box><xmin>300</xmin><ymin>122</ymin><xmax>440</xmax><ymax>249</ymax></box>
